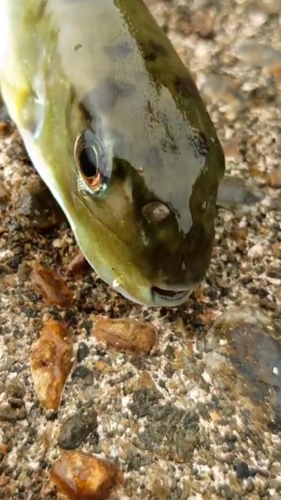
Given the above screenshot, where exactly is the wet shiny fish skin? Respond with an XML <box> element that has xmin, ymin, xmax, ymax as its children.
<box><xmin>0</xmin><ymin>0</ymin><xmax>225</xmax><ymax>306</ymax></box>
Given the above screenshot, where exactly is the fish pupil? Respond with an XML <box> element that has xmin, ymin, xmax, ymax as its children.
<box><xmin>79</xmin><ymin>147</ymin><xmax>98</xmax><ymax>178</ymax></box>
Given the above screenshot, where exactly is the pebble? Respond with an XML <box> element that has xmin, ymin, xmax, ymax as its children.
<box><xmin>76</xmin><ymin>342</ymin><xmax>90</xmax><ymax>363</ymax></box>
<box><xmin>200</xmin><ymin>74</ymin><xmax>245</xmax><ymax>111</ymax></box>
<box><xmin>58</xmin><ymin>405</ymin><xmax>98</xmax><ymax>449</ymax></box>
<box><xmin>72</xmin><ymin>365</ymin><xmax>94</xmax><ymax>385</ymax></box>
<box><xmin>14</xmin><ymin>177</ymin><xmax>65</xmax><ymax>230</ymax></box>
<box><xmin>235</xmin><ymin>41</ymin><xmax>281</xmax><ymax>67</ymax></box>
<box><xmin>92</xmin><ymin>317</ymin><xmax>158</xmax><ymax>355</ymax></box>
<box><xmin>51</xmin><ymin>451</ymin><xmax>123</xmax><ymax>500</ymax></box>
<box><xmin>0</xmin><ymin>184</ymin><xmax>9</xmax><ymax>207</ymax></box>
<box><xmin>30</xmin><ymin>319</ymin><xmax>74</xmax><ymax>410</ymax></box>
<box><xmin>217</xmin><ymin>175</ymin><xmax>264</xmax><ymax>212</ymax></box>
<box><xmin>5</xmin><ymin>377</ymin><xmax>26</xmax><ymax>399</ymax></box>
<box><xmin>0</xmin><ymin>404</ymin><xmax>18</xmax><ymax>423</ymax></box>
<box><xmin>266</xmin><ymin>169</ymin><xmax>281</xmax><ymax>188</ymax></box>
<box><xmin>192</xmin><ymin>10</ymin><xmax>215</xmax><ymax>39</ymax></box>
<box><xmin>198</xmin><ymin>306</ymin><xmax>281</xmax><ymax>424</ymax></box>
<box><xmin>257</xmin><ymin>0</ymin><xmax>281</xmax><ymax>13</ymax></box>
<box><xmin>30</xmin><ymin>260</ymin><xmax>74</xmax><ymax>308</ymax></box>
<box><xmin>66</xmin><ymin>250</ymin><xmax>92</xmax><ymax>278</ymax></box>
<box><xmin>235</xmin><ymin>460</ymin><xmax>251</xmax><ymax>479</ymax></box>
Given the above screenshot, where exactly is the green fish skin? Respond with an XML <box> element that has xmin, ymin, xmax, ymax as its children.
<box><xmin>0</xmin><ymin>0</ymin><xmax>225</xmax><ymax>307</ymax></box>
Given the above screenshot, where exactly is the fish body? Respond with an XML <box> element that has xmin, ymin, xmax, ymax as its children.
<box><xmin>0</xmin><ymin>0</ymin><xmax>225</xmax><ymax>306</ymax></box>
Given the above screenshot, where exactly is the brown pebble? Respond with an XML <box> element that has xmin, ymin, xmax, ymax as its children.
<box><xmin>92</xmin><ymin>318</ymin><xmax>158</xmax><ymax>355</ymax></box>
<box><xmin>192</xmin><ymin>10</ymin><xmax>215</xmax><ymax>39</ymax></box>
<box><xmin>0</xmin><ymin>183</ymin><xmax>9</xmax><ymax>205</ymax></box>
<box><xmin>222</xmin><ymin>136</ymin><xmax>241</xmax><ymax>160</ymax></box>
<box><xmin>248</xmin><ymin>163</ymin><xmax>265</xmax><ymax>180</ymax></box>
<box><xmin>272</xmin><ymin>242</ymin><xmax>281</xmax><ymax>258</ymax></box>
<box><xmin>269</xmin><ymin>61</ymin><xmax>281</xmax><ymax>85</ymax></box>
<box><xmin>17</xmin><ymin>261</ymin><xmax>32</xmax><ymax>285</ymax></box>
<box><xmin>0</xmin><ymin>121</ymin><xmax>11</xmax><ymax>137</ymax></box>
<box><xmin>266</xmin><ymin>169</ymin><xmax>281</xmax><ymax>188</ymax></box>
<box><xmin>14</xmin><ymin>177</ymin><xmax>65</xmax><ymax>230</ymax></box>
<box><xmin>30</xmin><ymin>319</ymin><xmax>74</xmax><ymax>410</ymax></box>
<box><xmin>0</xmin><ymin>404</ymin><xmax>18</xmax><ymax>423</ymax></box>
<box><xmin>66</xmin><ymin>250</ymin><xmax>92</xmax><ymax>279</ymax></box>
<box><xmin>30</xmin><ymin>260</ymin><xmax>73</xmax><ymax>307</ymax></box>
<box><xmin>50</xmin><ymin>450</ymin><xmax>123</xmax><ymax>500</ymax></box>
<box><xmin>275</xmin><ymin>288</ymin><xmax>281</xmax><ymax>302</ymax></box>
<box><xmin>231</xmin><ymin>227</ymin><xmax>249</xmax><ymax>241</ymax></box>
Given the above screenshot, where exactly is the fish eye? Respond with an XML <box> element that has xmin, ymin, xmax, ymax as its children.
<box><xmin>74</xmin><ymin>129</ymin><xmax>108</xmax><ymax>195</ymax></box>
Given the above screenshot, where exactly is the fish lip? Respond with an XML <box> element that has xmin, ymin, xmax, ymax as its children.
<box><xmin>151</xmin><ymin>286</ymin><xmax>190</xmax><ymax>306</ymax></box>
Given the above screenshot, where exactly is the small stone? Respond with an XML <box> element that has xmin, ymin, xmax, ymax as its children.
<box><xmin>172</xmin><ymin>6</ymin><xmax>192</xmax><ymax>36</ymax></box>
<box><xmin>198</xmin><ymin>306</ymin><xmax>281</xmax><ymax>424</ymax></box>
<box><xmin>266</xmin><ymin>169</ymin><xmax>281</xmax><ymax>188</ymax></box>
<box><xmin>14</xmin><ymin>177</ymin><xmax>65</xmax><ymax>230</ymax></box>
<box><xmin>0</xmin><ymin>183</ymin><xmax>9</xmax><ymax>206</ymax></box>
<box><xmin>30</xmin><ymin>260</ymin><xmax>73</xmax><ymax>308</ymax></box>
<box><xmin>235</xmin><ymin>41</ymin><xmax>281</xmax><ymax>67</ymax></box>
<box><xmin>200</xmin><ymin>75</ymin><xmax>244</xmax><ymax>111</ymax></box>
<box><xmin>58</xmin><ymin>405</ymin><xmax>98</xmax><ymax>449</ymax></box>
<box><xmin>192</xmin><ymin>10</ymin><xmax>215</xmax><ymax>39</ymax></box>
<box><xmin>222</xmin><ymin>136</ymin><xmax>241</xmax><ymax>160</ymax></box>
<box><xmin>217</xmin><ymin>175</ymin><xmax>264</xmax><ymax>212</ymax></box>
<box><xmin>232</xmin><ymin>227</ymin><xmax>249</xmax><ymax>241</ymax></box>
<box><xmin>235</xmin><ymin>461</ymin><xmax>251</xmax><ymax>478</ymax></box>
<box><xmin>257</xmin><ymin>0</ymin><xmax>281</xmax><ymax>13</ymax></box>
<box><xmin>77</xmin><ymin>342</ymin><xmax>90</xmax><ymax>363</ymax></box>
<box><xmin>17</xmin><ymin>408</ymin><xmax>27</xmax><ymax>420</ymax></box>
<box><xmin>267</xmin><ymin>266</ymin><xmax>281</xmax><ymax>279</ymax></box>
<box><xmin>66</xmin><ymin>250</ymin><xmax>92</xmax><ymax>278</ymax></box>
<box><xmin>72</xmin><ymin>365</ymin><xmax>93</xmax><ymax>381</ymax></box>
<box><xmin>275</xmin><ymin>288</ymin><xmax>281</xmax><ymax>302</ymax></box>
<box><xmin>245</xmin><ymin>477</ymin><xmax>255</xmax><ymax>493</ymax></box>
<box><xmin>0</xmin><ymin>121</ymin><xmax>11</xmax><ymax>137</ymax></box>
<box><xmin>272</xmin><ymin>242</ymin><xmax>281</xmax><ymax>258</ymax></box>
<box><xmin>0</xmin><ymin>404</ymin><xmax>18</xmax><ymax>422</ymax></box>
<box><xmin>269</xmin><ymin>61</ymin><xmax>281</xmax><ymax>87</ymax></box>
<box><xmin>5</xmin><ymin>377</ymin><xmax>26</xmax><ymax>399</ymax></box>
<box><xmin>145</xmin><ymin>463</ymin><xmax>174</xmax><ymax>499</ymax></box>
<box><xmin>7</xmin><ymin>397</ymin><xmax>24</xmax><ymax>409</ymax></box>
<box><xmin>248</xmin><ymin>163</ymin><xmax>265</xmax><ymax>180</ymax></box>
<box><xmin>17</xmin><ymin>261</ymin><xmax>32</xmax><ymax>285</ymax></box>
<box><xmin>92</xmin><ymin>318</ymin><xmax>158</xmax><ymax>355</ymax></box>
<box><xmin>51</xmin><ymin>451</ymin><xmax>123</xmax><ymax>500</ymax></box>
<box><xmin>30</xmin><ymin>319</ymin><xmax>74</xmax><ymax>410</ymax></box>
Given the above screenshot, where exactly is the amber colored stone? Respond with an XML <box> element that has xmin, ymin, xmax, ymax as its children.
<box><xmin>51</xmin><ymin>451</ymin><xmax>123</xmax><ymax>500</ymax></box>
<box><xmin>30</xmin><ymin>319</ymin><xmax>74</xmax><ymax>410</ymax></box>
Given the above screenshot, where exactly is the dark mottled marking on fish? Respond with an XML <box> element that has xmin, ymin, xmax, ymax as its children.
<box><xmin>191</xmin><ymin>132</ymin><xmax>209</xmax><ymax>160</ymax></box>
<box><xmin>145</xmin><ymin>100</ymin><xmax>160</xmax><ymax>126</ymax></box>
<box><xmin>139</xmin><ymin>40</ymin><xmax>168</xmax><ymax>62</ymax></box>
<box><xmin>161</xmin><ymin>118</ymin><xmax>178</xmax><ymax>154</ymax></box>
<box><xmin>144</xmin><ymin>146</ymin><xmax>164</xmax><ymax>169</ymax></box>
<box><xmin>174</xmin><ymin>75</ymin><xmax>201</xmax><ymax>100</ymax></box>
<box><xmin>82</xmin><ymin>79</ymin><xmax>136</xmax><ymax>114</ymax></box>
<box><xmin>105</xmin><ymin>41</ymin><xmax>134</xmax><ymax>60</ymax></box>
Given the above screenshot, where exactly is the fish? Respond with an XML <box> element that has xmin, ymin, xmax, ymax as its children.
<box><xmin>0</xmin><ymin>0</ymin><xmax>225</xmax><ymax>307</ymax></box>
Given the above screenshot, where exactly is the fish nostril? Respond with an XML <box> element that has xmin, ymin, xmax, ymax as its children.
<box><xmin>142</xmin><ymin>202</ymin><xmax>170</xmax><ymax>224</ymax></box>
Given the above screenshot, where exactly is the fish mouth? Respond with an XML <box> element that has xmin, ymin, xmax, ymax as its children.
<box><xmin>151</xmin><ymin>286</ymin><xmax>190</xmax><ymax>306</ymax></box>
